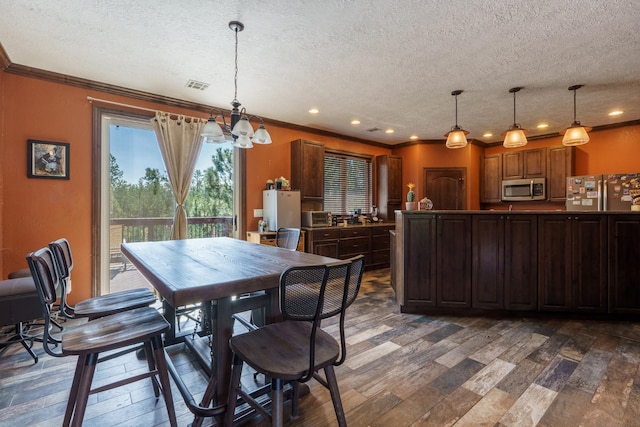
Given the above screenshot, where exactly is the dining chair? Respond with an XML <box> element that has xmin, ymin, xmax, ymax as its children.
<box><xmin>26</xmin><ymin>247</ymin><xmax>177</xmax><ymax>427</ymax></box>
<box><xmin>224</xmin><ymin>258</ymin><xmax>361</xmax><ymax>427</ymax></box>
<box><xmin>48</xmin><ymin>238</ymin><xmax>156</xmax><ymax>321</ymax></box>
<box><xmin>0</xmin><ymin>277</ymin><xmax>43</xmax><ymax>363</ymax></box>
<box><xmin>275</xmin><ymin>227</ymin><xmax>301</xmax><ymax>251</ymax></box>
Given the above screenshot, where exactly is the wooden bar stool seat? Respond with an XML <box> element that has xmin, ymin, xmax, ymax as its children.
<box><xmin>61</xmin><ymin>306</ymin><xmax>176</xmax><ymax>427</ymax></box>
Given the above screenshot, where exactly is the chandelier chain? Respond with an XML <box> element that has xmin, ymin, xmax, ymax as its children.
<box><xmin>233</xmin><ymin>25</ymin><xmax>239</xmax><ymax>103</ymax></box>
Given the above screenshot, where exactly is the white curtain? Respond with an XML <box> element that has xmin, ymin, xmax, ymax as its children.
<box><xmin>151</xmin><ymin>111</ymin><xmax>206</xmax><ymax>240</ymax></box>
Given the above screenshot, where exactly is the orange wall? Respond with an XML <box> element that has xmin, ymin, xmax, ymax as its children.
<box><xmin>392</xmin><ymin>142</ymin><xmax>483</xmax><ymax>210</ymax></box>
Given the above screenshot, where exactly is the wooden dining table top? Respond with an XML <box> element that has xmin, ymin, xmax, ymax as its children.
<box><xmin>121</xmin><ymin>237</ymin><xmax>339</xmax><ymax>307</ymax></box>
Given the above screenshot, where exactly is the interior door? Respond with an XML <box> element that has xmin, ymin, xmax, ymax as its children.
<box><xmin>423</xmin><ymin>168</ymin><xmax>466</xmax><ymax>210</ymax></box>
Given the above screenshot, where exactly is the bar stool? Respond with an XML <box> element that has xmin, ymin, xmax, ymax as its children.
<box><xmin>0</xmin><ymin>277</ymin><xmax>42</xmax><ymax>363</ymax></box>
<box><xmin>27</xmin><ymin>247</ymin><xmax>177</xmax><ymax>427</ymax></box>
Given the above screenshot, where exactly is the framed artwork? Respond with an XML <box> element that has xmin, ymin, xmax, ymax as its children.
<box><xmin>27</xmin><ymin>139</ymin><xmax>70</xmax><ymax>179</ymax></box>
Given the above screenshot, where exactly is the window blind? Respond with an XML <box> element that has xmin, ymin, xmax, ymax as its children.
<box><xmin>324</xmin><ymin>152</ymin><xmax>372</xmax><ymax>215</ymax></box>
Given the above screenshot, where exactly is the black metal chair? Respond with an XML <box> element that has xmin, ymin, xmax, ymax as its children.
<box><xmin>225</xmin><ymin>255</ymin><xmax>364</xmax><ymax>427</ymax></box>
<box><xmin>48</xmin><ymin>238</ymin><xmax>156</xmax><ymax>321</ymax></box>
<box><xmin>26</xmin><ymin>247</ymin><xmax>177</xmax><ymax>427</ymax></box>
<box><xmin>275</xmin><ymin>227</ymin><xmax>301</xmax><ymax>251</ymax></box>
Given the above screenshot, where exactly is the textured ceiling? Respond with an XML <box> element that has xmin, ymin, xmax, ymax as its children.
<box><xmin>1</xmin><ymin>0</ymin><xmax>639</xmax><ymax>145</ymax></box>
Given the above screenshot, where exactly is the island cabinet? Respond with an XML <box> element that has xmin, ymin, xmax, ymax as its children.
<box><xmin>400</xmin><ymin>213</ymin><xmax>437</xmax><ymax>309</ymax></box>
<box><xmin>472</xmin><ymin>214</ymin><xmax>538</xmax><ymax>311</ymax></box>
<box><xmin>396</xmin><ymin>213</ymin><xmax>470</xmax><ymax>311</ymax></box>
<box><xmin>538</xmin><ymin>214</ymin><xmax>607</xmax><ymax>313</ymax></box>
<box><xmin>608</xmin><ymin>215</ymin><xmax>640</xmax><ymax>314</ymax></box>
<box><xmin>290</xmin><ymin>139</ymin><xmax>324</xmax><ymax>205</ymax></box>
<box><xmin>436</xmin><ymin>214</ymin><xmax>471</xmax><ymax>308</ymax></box>
<box><xmin>480</xmin><ymin>154</ymin><xmax>502</xmax><ymax>203</ymax></box>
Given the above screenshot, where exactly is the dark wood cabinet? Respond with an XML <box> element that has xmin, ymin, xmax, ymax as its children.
<box><xmin>436</xmin><ymin>214</ymin><xmax>471</xmax><ymax>308</ymax></box>
<box><xmin>472</xmin><ymin>214</ymin><xmax>537</xmax><ymax>311</ymax></box>
<box><xmin>376</xmin><ymin>155</ymin><xmax>402</xmax><ymax>221</ymax></box>
<box><xmin>538</xmin><ymin>214</ymin><xmax>607</xmax><ymax>312</ymax></box>
<box><xmin>306</xmin><ymin>224</ymin><xmax>394</xmax><ymax>270</ymax></box>
<box><xmin>608</xmin><ymin>215</ymin><xmax>640</xmax><ymax>314</ymax></box>
<box><xmin>547</xmin><ymin>146</ymin><xmax>575</xmax><ymax>202</ymax></box>
<box><xmin>503</xmin><ymin>214</ymin><xmax>538</xmax><ymax>310</ymax></box>
<box><xmin>308</xmin><ymin>228</ymin><xmax>339</xmax><ymax>259</ymax></box>
<box><xmin>472</xmin><ymin>214</ymin><xmax>505</xmax><ymax>309</ymax></box>
<box><xmin>290</xmin><ymin>139</ymin><xmax>324</xmax><ymax>204</ymax></box>
<box><xmin>480</xmin><ymin>154</ymin><xmax>502</xmax><ymax>203</ymax></box>
<box><xmin>502</xmin><ymin>148</ymin><xmax>546</xmax><ymax>180</ymax></box>
<box><xmin>403</xmin><ymin>214</ymin><xmax>437</xmax><ymax>308</ymax></box>
<box><xmin>370</xmin><ymin>225</ymin><xmax>393</xmax><ymax>270</ymax></box>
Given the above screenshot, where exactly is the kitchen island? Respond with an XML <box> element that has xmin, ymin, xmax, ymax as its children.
<box><xmin>394</xmin><ymin>210</ymin><xmax>640</xmax><ymax>317</ymax></box>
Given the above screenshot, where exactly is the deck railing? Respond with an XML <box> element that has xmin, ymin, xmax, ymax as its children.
<box><xmin>110</xmin><ymin>216</ymin><xmax>233</xmax><ymax>243</ymax></box>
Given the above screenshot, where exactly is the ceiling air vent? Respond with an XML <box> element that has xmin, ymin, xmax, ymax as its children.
<box><xmin>185</xmin><ymin>79</ymin><xmax>210</xmax><ymax>91</ymax></box>
<box><xmin>366</xmin><ymin>127</ymin><xmax>382</xmax><ymax>132</ymax></box>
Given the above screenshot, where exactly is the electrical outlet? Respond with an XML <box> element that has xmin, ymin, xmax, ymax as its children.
<box><xmin>253</xmin><ymin>209</ymin><xmax>263</xmax><ymax>217</ymax></box>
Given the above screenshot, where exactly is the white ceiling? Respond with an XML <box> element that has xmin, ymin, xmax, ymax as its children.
<box><xmin>1</xmin><ymin>0</ymin><xmax>639</xmax><ymax>145</ymax></box>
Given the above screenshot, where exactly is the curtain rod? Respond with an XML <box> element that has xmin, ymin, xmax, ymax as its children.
<box><xmin>86</xmin><ymin>96</ymin><xmax>206</xmax><ymax>121</ymax></box>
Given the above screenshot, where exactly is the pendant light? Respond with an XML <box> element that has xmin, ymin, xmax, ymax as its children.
<box><xmin>445</xmin><ymin>90</ymin><xmax>469</xmax><ymax>149</ymax></box>
<box><xmin>560</xmin><ymin>85</ymin><xmax>591</xmax><ymax>146</ymax></box>
<box><xmin>502</xmin><ymin>87</ymin><xmax>528</xmax><ymax>148</ymax></box>
<box><xmin>200</xmin><ymin>21</ymin><xmax>272</xmax><ymax>148</ymax></box>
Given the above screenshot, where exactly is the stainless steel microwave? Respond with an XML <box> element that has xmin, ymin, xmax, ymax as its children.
<box><xmin>301</xmin><ymin>211</ymin><xmax>331</xmax><ymax>227</ymax></box>
<box><xmin>502</xmin><ymin>178</ymin><xmax>546</xmax><ymax>201</ymax></box>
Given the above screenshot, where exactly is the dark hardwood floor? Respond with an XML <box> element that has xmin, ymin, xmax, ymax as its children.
<box><xmin>2</xmin><ymin>268</ymin><xmax>640</xmax><ymax>426</ymax></box>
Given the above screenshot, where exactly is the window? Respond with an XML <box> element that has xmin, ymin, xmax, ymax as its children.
<box><xmin>324</xmin><ymin>150</ymin><xmax>372</xmax><ymax>215</ymax></box>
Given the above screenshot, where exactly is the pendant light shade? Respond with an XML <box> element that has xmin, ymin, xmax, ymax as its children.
<box><xmin>502</xmin><ymin>87</ymin><xmax>528</xmax><ymax>148</ymax></box>
<box><xmin>560</xmin><ymin>85</ymin><xmax>591</xmax><ymax>146</ymax></box>
<box><xmin>445</xmin><ymin>90</ymin><xmax>469</xmax><ymax>149</ymax></box>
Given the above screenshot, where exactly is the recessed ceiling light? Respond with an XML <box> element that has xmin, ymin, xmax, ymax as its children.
<box><xmin>409</xmin><ymin>135</ymin><xmax>418</xmax><ymax>140</ymax></box>
<box><xmin>308</xmin><ymin>108</ymin><xmax>319</xmax><ymax>114</ymax></box>
<box><xmin>351</xmin><ymin>119</ymin><xmax>361</xmax><ymax>125</ymax></box>
<box><xmin>609</xmin><ymin>110</ymin><xmax>624</xmax><ymax>116</ymax></box>
<box><xmin>385</xmin><ymin>129</ymin><xmax>394</xmax><ymax>134</ymax></box>
<box><xmin>537</xmin><ymin>123</ymin><xmax>549</xmax><ymax>129</ymax></box>
<box><xmin>483</xmin><ymin>132</ymin><xmax>493</xmax><ymax>138</ymax></box>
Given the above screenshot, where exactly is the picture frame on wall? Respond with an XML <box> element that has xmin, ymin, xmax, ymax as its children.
<box><xmin>27</xmin><ymin>139</ymin><xmax>70</xmax><ymax>179</ymax></box>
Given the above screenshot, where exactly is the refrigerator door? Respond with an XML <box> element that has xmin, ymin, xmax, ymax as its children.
<box><xmin>566</xmin><ymin>175</ymin><xmax>603</xmax><ymax>211</ymax></box>
<box><xmin>604</xmin><ymin>173</ymin><xmax>639</xmax><ymax>211</ymax></box>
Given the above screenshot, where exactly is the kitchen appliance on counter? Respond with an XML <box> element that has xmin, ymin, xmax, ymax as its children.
<box><xmin>566</xmin><ymin>173</ymin><xmax>640</xmax><ymax>211</ymax></box>
<box><xmin>263</xmin><ymin>190</ymin><xmax>301</xmax><ymax>231</ymax></box>
<box><xmin>301</xmin><ymin>211</ymin><xmax>332</xmax><ymax>228</ymax></box>
<box><xmin>501</xmin><ymin>177</ymin><xmax>546</xmax><ymax>201</ymax></box>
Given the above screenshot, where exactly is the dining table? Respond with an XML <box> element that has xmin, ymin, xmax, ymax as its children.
<box><xmin>120</xmin><ymin>236</ymin><xmax>339</xmax><ymax>424</ymax></box>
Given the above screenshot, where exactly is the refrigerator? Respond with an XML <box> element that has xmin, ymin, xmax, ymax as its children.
<box><xmin>262</xmin><ymin>190</ymin><xmax>301</xmax><ymax>231</ymax></box>
<box><xmin>566</xmin><ymin>173</ymin><xmax>640</xmax><ymax>211</ymax></box>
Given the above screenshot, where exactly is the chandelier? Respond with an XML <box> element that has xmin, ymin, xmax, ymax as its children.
<box><xmin>201</xmin><ymin>21</ymin><xmax>272</xmax><ymax>148</ymax></box>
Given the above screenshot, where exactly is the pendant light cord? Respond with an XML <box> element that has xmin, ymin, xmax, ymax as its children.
<box><xmin>513</xmin><ymin>90</ymin><xmax>517</xmax><ymax>125</ymax></box>
<box><xmin>233</xmin><ymin>25</ymin><xmax>239</xmax><ymax>104</ymax></box>
<box><xmin>454</xmin><ymin>93</ymin><xmax>459</xmax><ymax>127</ymax></box>
<box><xmin>573</xmin><ymin>88</ymin><xmax>577</xmax><ymax>122</ymax></box>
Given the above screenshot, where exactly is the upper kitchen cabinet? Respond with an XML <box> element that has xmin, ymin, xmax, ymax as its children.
<box><xmin>291</xmin><ymin>139</ymin><xmax>324</xmax><ymax>204</ymax></box>
<box><xmin>480</xmin><ymin>154</ymin><xmax>502</xmax><ymax>203</ymax></box>
<box><xmin>547</xmin><ymin>146</ymin><xmax>575</xmax><ymax>202</ymax></box>
<box><xmin>502</xmin><ymin>148</ymin><xmax>546</xmax><ymax>180</ymax></box>
<box><xmin>376</xmin><ymin>155</ymin><xmax>402</xmax><ymax>221</ymax></box>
